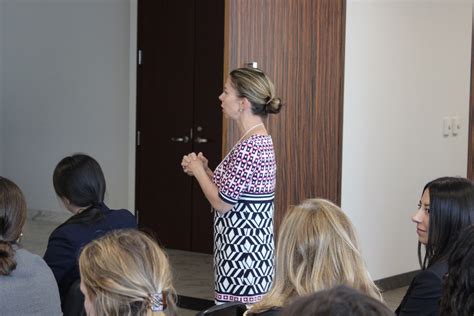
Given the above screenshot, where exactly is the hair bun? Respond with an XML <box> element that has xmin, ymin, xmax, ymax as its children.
<box><xmin>265</xmin><ymin>97</ymin><xmax>283</xmax><ymax>114</ymax></box>
<box><xmin>0</xmin><ymin>241</ymin><xmax>17</xmax><ymax>275</ymax></box>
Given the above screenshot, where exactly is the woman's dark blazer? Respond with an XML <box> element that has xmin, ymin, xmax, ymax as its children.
<box><xmin>43</xmin><ymin>204</ymin><xmax>137</xmax><ymax>302</ymax></box>
<box><xmin>395</xmin><ymin>261</ymin><xmax>448</xmax><ymax>316</ymax></box>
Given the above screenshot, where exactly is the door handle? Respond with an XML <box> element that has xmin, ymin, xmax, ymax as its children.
<box><xmin>171</xmin><ymin>136</ymin><xmax>189</xmax><ymax>143</ymax></box>
<box><xmin>195</xmin><ymin>136</ymin><xmax>208</xmax><ymax>144</ymax></box>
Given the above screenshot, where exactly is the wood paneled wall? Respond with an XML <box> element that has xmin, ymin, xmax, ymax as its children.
<box><xmin>468</xmin><ymin>4</ymin><xmax>474</xmax><ymax>180</ymax></box>
<box><xmin>223</xmin><ymin>0</ymin><xmax>346</xmax><ymax>229</ymax></box>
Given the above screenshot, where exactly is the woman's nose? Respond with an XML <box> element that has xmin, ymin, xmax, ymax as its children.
<box><xmin>412</xmin><ymin>209</ymin><xmax>422</xmax><ymax>223</ymax></box>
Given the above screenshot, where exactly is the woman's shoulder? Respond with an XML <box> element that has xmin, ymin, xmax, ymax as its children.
<box><xmin>243</xmin><ymin>134</ymin><xmax>273</xmax><ymax>145</ymax></box>
<box><xmin>106</xmin><ymin>208</ymin><xmax>136</xmax><ymax>223</ymax></box>
<box><xmin>426</xmin><ymin>260</ymin><xmax>448</xmax><ymax>280</ymax></box>
<box><xmin>3</xmin><ymin>248</ymin><xmax>62</xmax><ymax>315</ymax></box>
<box><xmin>15</xmin><ymin>248</ymin><xmax>43</xmax><ymax>264</ymax></box>
<box><xmin>14</xmin><ymin>248</ymin><xmax>57</xmax><ymax>277</ymax></box>
<box><xmin>52</xmin><ymin>207</ymin><xmax>135</xmax><ymax>231</ymax></box>
<box><xmin>408</xmin><ymin>263</ymin><xmax>446</xmax><ymax>298</ymax></box>
<box><xmin>237</xmin><ymin>135</ymin><xmax>273</xmax><ymax>153</ymax></box>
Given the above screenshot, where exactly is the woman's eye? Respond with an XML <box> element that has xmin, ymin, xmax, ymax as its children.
<box><xmin>417</xmin><ymin>202</ymin><xmax>421</xmax><ymax>209</ymax></box>
<box><xmin>425</xmin><ymin>208</ymin><xmax>430</xmax><ymax>214</ymax></box>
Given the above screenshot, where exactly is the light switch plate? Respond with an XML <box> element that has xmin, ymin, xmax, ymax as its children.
<box><xmin>452</xmin><ymin>116</ymin><xmax>460</xmax><ymax>136</ymax></box>
<box><xmin>443</xmin><ymin>117</ymin><xmax>452</xmax><ymax>137</ymax></box>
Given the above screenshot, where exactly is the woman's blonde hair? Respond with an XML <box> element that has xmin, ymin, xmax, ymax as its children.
<box><xmin>249</xmin><ymin>199</ymin><xmax>382</xmax><ymax>314</ymax></box>
<box><xmin>229</xmin><ymin>67</ymin><xmax>283</xmax><ymax>117</ymax></box>
<box><xmin>79</xmin><ymin>229</ymin><xmax>176</xmax><ymax>316</ymax></box>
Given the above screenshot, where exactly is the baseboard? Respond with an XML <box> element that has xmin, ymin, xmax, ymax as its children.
<box><xmin>375</xmin><ymin>270</ymin><xmax>419</xmax><ymax>292</ymax></box>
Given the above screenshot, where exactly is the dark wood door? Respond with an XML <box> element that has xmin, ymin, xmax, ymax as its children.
<box><xmin>224</xmin><ymin>0</ymin><xmax>346</xmax><ymax>230</ymax></box>
<box><xmin>136</xmin><ymin>0</ymin><xmax>224</xmax><ymax>253</ymax></box>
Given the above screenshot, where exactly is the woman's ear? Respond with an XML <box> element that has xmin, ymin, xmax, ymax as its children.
<box><xmin>61</xmin><ymin>197</ymin><xmax>70</xmax><ymax>207</ymax></box>
<box><xmin>241</xmin><ymin>97</ymin><xmax>252</xmax><ymax>111</ymax></box>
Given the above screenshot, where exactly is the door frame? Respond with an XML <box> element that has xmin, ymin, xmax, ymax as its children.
<box><xmin>468</xmin><ymin>3</ymin><xmax>474</xmax><ymax>180</ymax></box>
<box><xmin>128</xmin><ymin>0</ymin><xmax>137</xmax><ymax>214</ymax></box>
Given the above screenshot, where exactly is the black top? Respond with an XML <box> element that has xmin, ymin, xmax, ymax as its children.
<box><xmin>395</xmin><ymin>261</ymin><xmax>448</xmax><ymax>316</ymax></box>
<box><xmin>248</xmin><ymin>307</ymin><xmax>282</xmax><ymax>316</ymax></box>
<box><xmin>248</xmin><ymin>308</ymin><xmax>282</xmax><ymax>316</ymax></box>
<box><xmin>43</xmin><ymin>204</ymin><xmax>137</xmax><ymax>302</ymax></box>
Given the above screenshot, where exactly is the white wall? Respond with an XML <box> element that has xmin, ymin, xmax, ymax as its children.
<box><xmin>342</xmin><ymin>0</ymin><xmax>472</xmax><ymax>279</ymax></box>
<box><xmin>1</xmin><ymin>0</ymin><xmax>132</xmax><ymax>214</ymax></box>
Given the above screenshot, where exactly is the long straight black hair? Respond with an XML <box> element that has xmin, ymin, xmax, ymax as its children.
<box><xmin>439</xmin><ymin>225</ymin><xmax>474</xmax><ymax>316</ymax></box>
<box><xmin>418</xmin><ymin>177</ymin><xmax>474</xmax><ymax>269</ymax></box>
<box><xmin>53</xmin><ymin>154</ymin><xmax>106</xmax><ymax>226</ymax></box>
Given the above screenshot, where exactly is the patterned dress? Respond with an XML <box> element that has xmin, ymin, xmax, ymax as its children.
<box><xmin>212</xmin><ymin>134</ymin><xmax>276</xmax><ymax>304</ymax></box>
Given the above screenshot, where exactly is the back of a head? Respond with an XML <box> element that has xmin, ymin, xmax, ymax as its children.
<box><xmin>281</xmin><ymin>285</ymin><xmax>393</xmax><ymax>316</ymax></box>
<box><xmin>249</xmin><ymin>199</ymin><xmax>381</xmax><ymax>314</ymax></box>
<box><xmin>229</xmin><ymin>67</ymin><xmax>283</xmax><ymax>117</ymax></box>
<box><xmin>0</xmin><ymin>177</ymin><xmax>27</xmax><ymax>276</ymax></box>
<box><xmin>79</xmin><ymin>229</ymin><xmax>175</xmax><ymax>316</ymax></box>
<box><xmin>439</xmin><ymin>225</ymin><xmax>474</xmax><ymax>316</ymax></box>
<box><xmin>277</xmin><ymin>199</ymin><xmax>380</xmax><ymax>298</ymax></box>
<box><xmin>423</xmin><ymin>177</ymin><xmax>474</xmax><ymax>266</ymax></box>
<box><xmin>53</xmin><ymin>153</ymin><xmax>106</xmax><ymax>207</ymax></box>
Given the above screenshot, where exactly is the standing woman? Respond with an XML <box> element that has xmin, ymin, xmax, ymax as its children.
<box><xmin>182</xmin><ymin>67</ymin><xmax>282</xmax><ymax>304</ymax></box>
<box><xmin>0</xmin><ymin>177</ymin><xmax>62</xmax><ymax>315</ymax></box>
<box><xmin>396</xmin><ymin>177</ymin><xmax>474</xmax><ymax>315</ymax></box>
<box><xmin>44</xmin><ymin>154</ymin><xmax>137</xmax><ymax>305</ymax></box>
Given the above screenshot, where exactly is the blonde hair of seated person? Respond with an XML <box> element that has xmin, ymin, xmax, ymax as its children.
<box><xmin>79</xmin><ymin>229</ymin><xmax>176</xmax><ymax>316</ymax></box>
<box><xmin>248</xmin><ymin>199</ymin><xmax>382</xmax><ymax>314</ymax></box>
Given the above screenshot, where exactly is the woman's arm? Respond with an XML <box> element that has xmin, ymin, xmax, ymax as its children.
<box><xmin>198</xmin><ymin>152</ymin><xmax>214</xmax><ymax>179</ymax></box>
<box><xmin>182</xmin><ymin>152</ymin><xmax>213</xmax><ymax>179</ymax></box>
<box><xmin>43</xmin><ymin>229</ymin><xmax>78</xmax><ymax>298</ymax></box>
<box><xmin>184</xmin><ymin>153</ymin><xmax>232</xmax><ymax>214</ymax></box>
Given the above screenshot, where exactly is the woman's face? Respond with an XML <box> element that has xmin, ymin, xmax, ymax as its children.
<box><xmin>80</xmin><ymin>280</ymin><xmax>96</xmax><ymax>316</ymax></box>
<box><xmin>412</xmin><ymin>188</ymin><xmax>430</xmax><ymax>244</ymax></box>
<box><xmin>218</xmin><ymin>77</ymin><xmax>242</xmax><ymax>120</ymax></box>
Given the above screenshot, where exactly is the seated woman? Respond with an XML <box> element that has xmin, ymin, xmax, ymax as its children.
<box><xmin>439</xmin><ymin>225</ymin><xmax>474</xmax><ymax>316</ymax></box>
<box><xmin>43</xmin><ymin>153</ymin><xmax>137</xmax><ymax>304</ymax></box>
<box><xmin>79</xmin><ymin>229</ymin><xmax>176</xmax><ymax>315</ymax></box>
<box><xmin>0</xmin><ymin>177</ymin><xmax>62</xmax><ymax>315</ymax></box>
<box><xmin>396</xmin><ymin>177</ymin><xmax>474</xmax><ymax>315</ymax></box>
<box><xmin>245</xmin><ymin>198</ymin><xmax>382</xmax><ymax>316</ymax></box>
<box><xmin>281</xmin><ymin>285</ymin><xmax>393</xmax><ymax>316</ymax></box>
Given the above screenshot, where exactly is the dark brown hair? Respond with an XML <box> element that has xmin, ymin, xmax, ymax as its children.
<box><xmin>0</xmin><ymin>177</ymin><xmax>27</xmax><ymax>275</ymax></box>
<box><xmin>281</xmin><ymin>285</ymin><xmax>393</xmax><ymax>316</ymax></box>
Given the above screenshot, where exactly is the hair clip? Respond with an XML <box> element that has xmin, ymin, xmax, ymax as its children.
<box><xmin>148</xmin><ymin>292</ymin><xmax>167</xmax><ymax>312</ymax></box>
<box><xmin>246</xmin><ymin>61</ymin><xmax>258</xmax><ymax>69</ymax></box>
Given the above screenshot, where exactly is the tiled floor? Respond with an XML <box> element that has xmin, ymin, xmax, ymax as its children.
<box><xmin>22</xmin><ymin>214</ymin><xmax>406</xmax><ymax>315</ymax></box>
